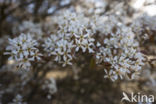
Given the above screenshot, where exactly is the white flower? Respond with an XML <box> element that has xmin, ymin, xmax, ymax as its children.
<box><xmin>97</xmin><ymin>27</ymin><xmax>145</xmax><ymax>81</ymax></box>
<box><xmin>75</xmin><ymin>39</ymin><xmax>86</xmax><ymax>52</ymax></box>
<box><xmin>30</xmin><ymin>50</ymin><xmax>43</xmax><ymax>61</ymax></box>
<box><xmin>62</xmin><ymin>58</ymin><xmax>72</xmax><ymax>67</ymax></box>
<box><xmin>104</xmin><ymin>69</ymin><xmax>115</xmax><ymax>81</ymax></box>
<box><xmin>5</xmin><ymin>33</ymin><xmax>42</xmax><ymax>69</ymax></box>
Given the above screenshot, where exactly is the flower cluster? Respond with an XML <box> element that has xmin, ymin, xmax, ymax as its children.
<box><xmin>44</xmin><ymin>11</ymin><xmax>96</xmax><ymax>67</ymax></box>
<box><xmin>5</xmin><ymin>33</ymin><xmax>42</xmax><ymax>69</ymax></box>
<box><xmin>5</xmin><ymin>10</ymin><xmax>146</xmax><ymax>81</ymax></box>
<box><xmin>96</xmin><ymin>27</ymin><xmax>145</xmax><ymax>81</ymax></box>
